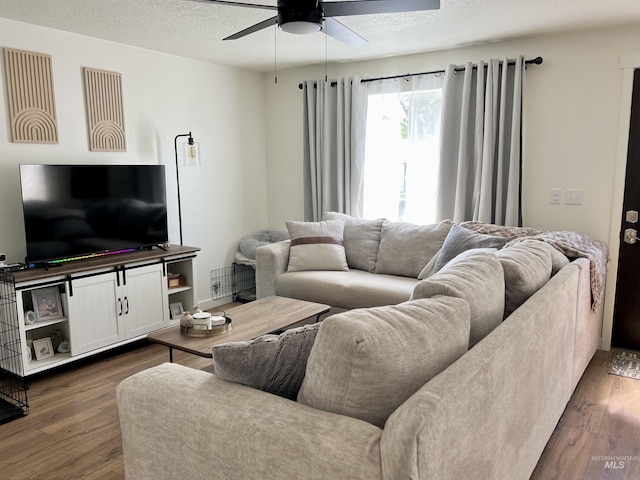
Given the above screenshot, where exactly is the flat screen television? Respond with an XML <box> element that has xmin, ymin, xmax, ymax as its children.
<box><xmin>19</xmin><ymin>164</ymin><xmax>169</xmax><ymax>265</ymax></box>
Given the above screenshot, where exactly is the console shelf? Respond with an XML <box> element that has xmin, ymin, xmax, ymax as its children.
<box><xmin>168</xmin><ymin>285</ymin><xmax>192</xmax><ymax>295</ymax></box>
<box><xmin>24</xmin><ymin>317</ymin><xmax>68</xmax><ymax>331</ymax></box>
<box><xmin>8</xmin><ymin>245</ymin><xmax>199</xmax><ymax>376</ymax></box>
<box><xmin>26</xmin><ymin>353</ymin><xmax>73</xmax><ymax>374</ymax></box>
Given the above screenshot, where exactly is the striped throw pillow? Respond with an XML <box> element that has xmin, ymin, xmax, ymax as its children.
<box><xmin>286</xmin><ymin>219</ymin><xmax>349</xmax><ymax>272</ymax></box>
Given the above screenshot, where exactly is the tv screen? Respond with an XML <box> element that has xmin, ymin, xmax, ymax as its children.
<box><xmin>19</xmin><ymin>164</ymin><xmax>169</xmax><ymax>264</ymax></box>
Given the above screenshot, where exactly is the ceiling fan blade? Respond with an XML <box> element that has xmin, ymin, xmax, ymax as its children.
<box><xmin>324</xmin><ymin>18</ymin><xmax>367</xmax><ymax>47</ymax></box>
<box><xmin>187</xmin><ymin>0</ymin><xmax>277</xmax><ymax>11</ymax></box>
<box><xmin>223</xmin><ymin>15</ymin><xmax>278</xmax><ymax>39</ymax></box>
<box><xmin>323</xmin><ymin>0</ymin><xmax>440</xmax><ymax>17</ymax></box>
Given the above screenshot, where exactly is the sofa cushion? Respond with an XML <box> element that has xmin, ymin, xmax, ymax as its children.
<box><xmin>411</xmin><ymin>250</ymin><xmax>505</xmax><ymax>347</ymax></box>
<box><xmin>375</xmin><ymin>220</ymin><xmax>453</xmax><ymax>278</ymax></box>
<box><xmin>322</xmin><ymin>212</ymin><xmax>385</xmax><ymax>273</ymax></box>
<box><xmin>212</xmin><ymin>322</ymin><xmax>321</xmax><ymax>400</ymax></box>
<box><xmin>512</xmin><ymin>238</ymin><xmax>569</xmax><ymax>275</ymax></box>
<box><xmin>546</xmin><ymin>242</ymin><xmax>570</xmax><ymax>274</ymax></box>
<box><xmin>496</xmin><ymin>240</ymin><xmax>553</xmax><ymax>316</ymax></box>
<box><xmin>285</xmin><ymin>219</ymin><xmax>349</xmax><ymax>272</ymax></box>
<box><xmin>297</xmin><ymin>297</ymin><xmax>470</xmax><ymax>428</ymax></box>
<box><xmin>276</xmin><ymin>270</ymin><xmax>419</xmax><ymax>310</ymax></box>
<box><xmin>431</xmin><ymin>224</ymin><xmax>507</xmax><ymax>274</ymax></box>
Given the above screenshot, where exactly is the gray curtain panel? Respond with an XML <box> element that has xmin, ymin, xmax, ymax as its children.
<box><xmin>437</xmin><ymin>56</ymin><xmax>525</xmax><ymax>226</ymax></box>
<box><xmin>302</xmin><ymin>77</ymin><xmax>367</xmax><ymax>221</ymax></box>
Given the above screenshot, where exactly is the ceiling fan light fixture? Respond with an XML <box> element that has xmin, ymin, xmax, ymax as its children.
<box><xmin>279</xmin><ymin>21</ymin><xmax>322</xmax><ymax>35</ymax></box>
<box><xmin>215</xmin><ymin>0</ymin><xmax>440</xmax><ymax>45</ymax></box>
<box><xmin>277</xmin><ymin>4</ymin><xmax>323</xmax><ymax>35</ymax></box>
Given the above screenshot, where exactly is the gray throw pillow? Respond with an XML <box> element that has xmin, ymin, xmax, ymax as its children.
<box><xmin>322</xmin><ymin>212</ymin><xmax>385</xmax><ymax>273</ymax></box>
<box><xmin>212</xmin><ymin>322</ymin><xmax>321</xmax><ymax>400</ymax></box>
<box><xmin>431</xmin><ymin>224</ymin><xmax>507</xmax><ymax>274</ymax></box>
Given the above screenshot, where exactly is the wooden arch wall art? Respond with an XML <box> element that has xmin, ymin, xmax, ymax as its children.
<box><xmin>83</xmin><ymin>67</ymin><xmax>126</xmax><ymax>151</ymax></box>
<box><xmin>3</xmin><ymin>48</ymin><xmax>59</xmax><ymax>144</ymax></box>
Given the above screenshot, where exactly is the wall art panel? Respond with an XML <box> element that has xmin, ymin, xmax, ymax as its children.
<box><xmin>3</xmin><ymin>48</ymin><xmax>59</xmax><ymax>144</ymax></box>
<box><xmin>83</xmin><ymin>67</ymin><xmax>126</xmax><ymax>151</ymax></box>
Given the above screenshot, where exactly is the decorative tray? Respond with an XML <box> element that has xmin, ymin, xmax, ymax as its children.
<box><xmin>180</xmin><ymin>317</ymin><xmax>232</xmax><ymax>337</ymax></box>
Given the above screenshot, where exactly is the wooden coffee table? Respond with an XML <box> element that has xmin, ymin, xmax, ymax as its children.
<box><xmin>147</xmin><ymin>296</ymin><xmax>330</xmax><ymax>361</ymax></box>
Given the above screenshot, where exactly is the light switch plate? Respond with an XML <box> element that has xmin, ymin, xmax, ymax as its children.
<box><xmin>566</xmin><ymin>189</ymin><xmax>583</xmax><ymax>205</ymax></box>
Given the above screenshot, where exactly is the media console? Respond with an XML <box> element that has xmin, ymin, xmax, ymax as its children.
<box><xmin>1</xmin><ymin>245</ymin><xmax>199</xmax><ymax>377</ymax></box>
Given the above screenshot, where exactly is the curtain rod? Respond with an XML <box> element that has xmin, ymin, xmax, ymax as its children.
<box><xmin>297</xmin><ymin>56</ymin><xmax>543</xmax><ymax>89</ymax></box>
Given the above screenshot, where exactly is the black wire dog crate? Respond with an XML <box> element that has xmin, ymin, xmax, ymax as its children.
<box><xmin>0</xmin><ymin>272</ymin><xmax>29</xmax><ymax>424</ymax></box>
<box><xmin>233</xmin><ymin>262</ymin><xmax>256</xmax><ymax>303</ymax></box>
<box><xmin>210</xmin><ymin>263</ymin><xmax>256</xmax><ymax>304</ymax></box>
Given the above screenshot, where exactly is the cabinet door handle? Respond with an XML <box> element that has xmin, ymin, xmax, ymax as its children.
<box><xmin>118</xmin><ymin>298</ymin><xmax>123</xmax><ymax>316</ymax></box>
<box><xmin>124</xmin><ymin>296</ymin><xmax>129</xmax><ymax>315</ymax></box>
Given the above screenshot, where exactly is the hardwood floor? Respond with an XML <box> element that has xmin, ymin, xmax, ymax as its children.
<box><xmin>531</xmin><ymin>348</ymin><xmax>640</xmax><ymax>480</ymax></box>
<box><xmin>0</xmin><ymin>345</ymin><xmax>638</xmax><ymax>479</ymax></box>
<box><xmin>0</xmin><ymin>340</ymin><xmax>212</xmax><ymax>480</ymax></box>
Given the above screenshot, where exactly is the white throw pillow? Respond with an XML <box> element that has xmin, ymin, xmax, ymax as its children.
<box><xmin>286</xmin><ymin>219</ymin><xmax>349</xmax><ymax>272</ymax></box>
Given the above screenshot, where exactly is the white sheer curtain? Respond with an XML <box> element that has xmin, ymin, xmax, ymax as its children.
<box><xmin>302</xmin><ymin>77</ymin><xmax>367</xmax><ymax>221</ymax></box>
<box><xmin>437</xmin><ymin>56</ymin><xmax>525</xmax><ymax>226</ymax></box>
<box><xmin>362</xmin><ymin>74</ymin><xmax>444</xmax><ymax>224</ymax></box>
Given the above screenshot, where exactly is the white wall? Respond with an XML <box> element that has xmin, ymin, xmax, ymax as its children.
<box><xmin>4</xmin><ymin>19</ymin><xmax>637</xmax><ymax>344</ymax></box>
<box><xmin>264</xmin><ymin>23</ymin><xmax>640</xmax><ymax>348</ymax></box>
<box><xmin>0</xmin><ymin>19</ymin><xmax>269</xmax><ymax>309</ymax></box>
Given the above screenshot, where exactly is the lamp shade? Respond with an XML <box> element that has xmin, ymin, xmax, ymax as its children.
<box><xmin>183</xmin><ymin>139</ymin><xmax>201</xmax><ymax>167</ymax></box>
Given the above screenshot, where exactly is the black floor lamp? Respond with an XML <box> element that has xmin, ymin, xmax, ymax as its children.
<box><xmin>173</xmin><ymin>132</ymin><xmax>200</xmax><ymax>245</ymax></box>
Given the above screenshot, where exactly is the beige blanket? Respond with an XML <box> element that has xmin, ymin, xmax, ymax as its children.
<box><xmin>460</xmin><ymin>222</ymin><xmax>609</xmax><ymax>310</ymax></box>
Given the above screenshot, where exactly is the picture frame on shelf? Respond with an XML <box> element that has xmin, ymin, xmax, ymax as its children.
<box><xmin>31</xmin><ymin>287</ymin><xmax>63</xmax><ymax>322</ymax></box>
<box><xmin>170</xmin><ymin>302</ymin><xmax>184</xmax><ymax>320</ymax></box>
<box><xmin>33</xmin><ymin>337</ymin><xmax>55</xmax><ymax>361</ymax></box>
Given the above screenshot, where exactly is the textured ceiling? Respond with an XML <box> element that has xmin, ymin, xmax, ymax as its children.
<box><xmin>1</xmin><ymin>0</ymin><xmax>639</xmax><ymax>72</ymax></box>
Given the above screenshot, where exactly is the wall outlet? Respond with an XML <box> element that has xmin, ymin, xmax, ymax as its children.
<box><xmin>550</xmin><ymin>188</ymin><xmax>561</xmax><ymax>205</ymax></box>
<box><xmin>566</xmin><ymin>189</ymin><xmax>584</xmax><ymax>205</ymax></box>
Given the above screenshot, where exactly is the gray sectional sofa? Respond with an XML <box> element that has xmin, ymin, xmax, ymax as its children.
<box><xmin>117</xmin><ymin>215</ymin><xmax>606</xmax><ymax>480</ymax></box>
<box><xmin>256</xmin><ymin>214</ymin><xmax>456</xmax><ymax>314</ymax></box>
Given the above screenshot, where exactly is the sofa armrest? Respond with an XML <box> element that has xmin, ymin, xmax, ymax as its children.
<box><xmin>117</xmin><ymin>363</ymin><xmax>382</xmax><ymax>480</ymax></box>
<box><xmin>256</xmin><ymin>240</ymin><xmax>291</xmax><ymax>298</ymax></box>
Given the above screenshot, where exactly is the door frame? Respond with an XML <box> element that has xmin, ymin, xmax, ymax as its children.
<box><xmin>603</xmin><ymin>53</ymin><xmax>640</xmax><ymax>350</ymax></box>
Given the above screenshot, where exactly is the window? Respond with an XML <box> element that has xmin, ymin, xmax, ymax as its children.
<box><xmin>362</xmin><ymin>76</ymin><xmax>443</xmax><ymax>224</ymax></box>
